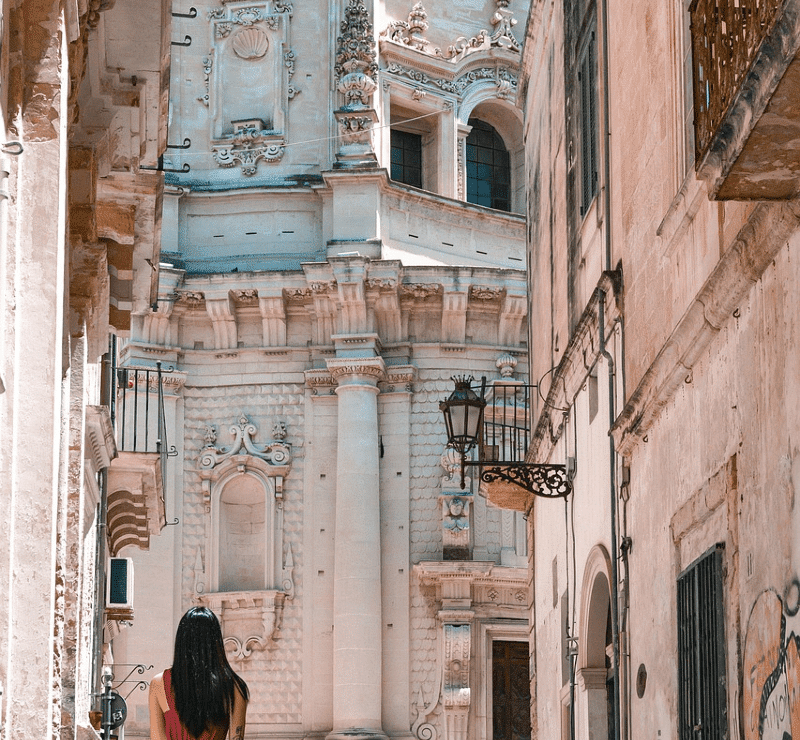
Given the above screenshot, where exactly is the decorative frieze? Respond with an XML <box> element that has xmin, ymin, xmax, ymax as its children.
<box><xmin>383</xmin><ymin>365</ymin><xmax>416</xmax><ymax>393</ymax></box>
<box><xmin>470</xmin><ymin>285</ymin><xmax>503</xmax><ymax>301</ymax></box>
<box><xmin>401</xmin><ymin>283</ymin><xmax>441</xmax><ymax>300</ymax></box>
<box><xmin>175</xmin><ymin>290</ymin><xmax>206</xmax><ymax>308</ymax></box>
<box><xmin>384</xmin><ymin>62</ymin><xmax>518</xmax><ymax>99</ymax></box>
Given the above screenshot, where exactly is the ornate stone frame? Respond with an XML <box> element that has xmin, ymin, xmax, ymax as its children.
<box><xmin>196</xmin><ymin>414</ymin><xmax>295</xmax><ymax>659</ymax></box>
<box><xmin>204</xmin><ymin>0</ymin><xmax>299</xmax><ymax>174</ymax></box>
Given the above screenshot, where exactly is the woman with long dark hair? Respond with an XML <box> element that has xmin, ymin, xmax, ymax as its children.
<box><xmin>149</xmin><ymin>606</ymin><xmax>249</xmax><ymax>740</ymax></box>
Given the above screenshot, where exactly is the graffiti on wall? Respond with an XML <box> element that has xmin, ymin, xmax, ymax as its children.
<box><xmin>744</xmin><ymin>579</ymin><xmax>800</xmax><ymax>740</ymax></box>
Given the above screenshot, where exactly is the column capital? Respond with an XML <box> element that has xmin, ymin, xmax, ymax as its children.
<box><xmin>577</xmin><ymin>666</ymin><xmax>608</xmax><ymax>690</ymax></box>
<box><xmin>327</xmin><ymin>356</ymin><xmax>386</xmax><ymax>385</ymax></box>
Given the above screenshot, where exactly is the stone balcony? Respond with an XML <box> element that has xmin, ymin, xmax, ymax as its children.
<box><xmin>691</xmin><ymin>0</ymin><xmax>800</xmax><ymax>199</ymax></box>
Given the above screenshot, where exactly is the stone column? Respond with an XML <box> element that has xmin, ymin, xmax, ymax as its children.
<box><xmin>327</xmin><ymin>355</ymin><xmax>388</xmax><ymax>740</ymax></box>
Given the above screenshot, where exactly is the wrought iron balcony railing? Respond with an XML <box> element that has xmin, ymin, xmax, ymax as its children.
<box><xmin>478</xmin><ymin>382</ymin><xmax>571</xmax><ymax>499</ymax></box>
<box><xmin>114</xmin><ymin>362</ymin><xmax>177</xmax><ymax>491</ymax></box>
<box><xmin>691</xmin><ymin>0</ymin><xmax>783</xmax><ymax>161</ymax></box>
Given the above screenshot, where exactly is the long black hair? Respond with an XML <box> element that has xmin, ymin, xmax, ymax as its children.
<box><xmin>171</xmin><ymin>606</ymin><xmax>249</xmax><ymax>738</ymax></box>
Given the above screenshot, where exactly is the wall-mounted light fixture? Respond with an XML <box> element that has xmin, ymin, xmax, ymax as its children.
<box><xmin>439</xmin><ymin>376</ymin><xmax>572</xmax><ymax>498</ymax></box>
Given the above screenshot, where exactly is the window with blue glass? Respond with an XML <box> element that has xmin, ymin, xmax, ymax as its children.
<box><xmin>391</xmin><ymin>129</ymin><xmax>423</xmax><ymax>189</ymax></box>
<box><xmin>466</xmin><ymin>119</ymin><xmax>511</xmax><ymax>212</ymax></box>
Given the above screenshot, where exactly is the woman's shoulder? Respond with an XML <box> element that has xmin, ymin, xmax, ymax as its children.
<box><xmin>149</xmin><ymin>670</ymin><xmax>169</xmax><ymax>696</ymax></box>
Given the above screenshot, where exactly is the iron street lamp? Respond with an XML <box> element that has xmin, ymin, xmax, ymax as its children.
<box><xmin>439</xmin><ymin>376</ymin><xmax>486</xmax><ymax>489</ymax></box>
<box><xmin>439</xmin><ymin>376</ymin><xmax>572</xmax><ymax>498</ymax></box>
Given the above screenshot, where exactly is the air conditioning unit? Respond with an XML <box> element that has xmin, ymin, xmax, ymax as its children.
<box><xmin>107</xmin><ymin>557</ymin><xmax>134</xmax><ymax>609</ymax></box>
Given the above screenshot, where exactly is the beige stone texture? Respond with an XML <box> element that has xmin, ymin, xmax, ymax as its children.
<box><xmin>516</xmin><ymin>1</ymin><xmax>800</xmax><ymax>740</ymax></box>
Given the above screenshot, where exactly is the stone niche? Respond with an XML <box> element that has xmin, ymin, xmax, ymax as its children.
<box><xmin>197</xmin><ymin>414</ymin><xmax>295</xmax><ymax>660</ymax></box>
<box><xmin>205</xmin><ymin>1</ymin><xmax>299</xmax><ymax>174</ymax></box>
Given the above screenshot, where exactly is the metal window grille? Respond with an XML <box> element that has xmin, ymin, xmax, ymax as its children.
<box><xmin>677</xmin><ymin>543</ymin><xmax>727</xmax><ymax>740</ymax></box>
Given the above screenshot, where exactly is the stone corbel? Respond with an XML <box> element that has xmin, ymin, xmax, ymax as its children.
<box><xmin>258</xmin><ymin>293</ymin><xmax>287</xmax><ymax>346</ymax></box>
<box><xmin>331</xmin><ymin>258</ymin><xmax>369</xmax><ymax>334</ymax></box>
<box><xmin>198</xmin><ymin>590</ymin><xmax>286</xmax><ymax>660</ymax></box>
<box><xmin>205</xmin><ymin>295</ymin><xmax>238</xmax><ymax>349</ymax></box>
<box><xmin>442</xmin><ymin>290</ymin><xmax>468</xmax><ymax>344</ymax></box>
<box><xmin>499</xmin><ymin>290</ymin><xmax>526</xmax><ymax>347</ymax></box>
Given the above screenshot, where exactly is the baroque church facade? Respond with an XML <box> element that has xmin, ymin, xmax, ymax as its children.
<box><xmin>115</xmin><ymin>1</ymin><xmax>534</xmax><ymax>739</ymax></box>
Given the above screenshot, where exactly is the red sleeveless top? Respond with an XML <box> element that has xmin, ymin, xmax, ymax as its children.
<box><xmin>163</xmin><ymin>669</ymin><xmax>229</xmax><ymax>740</ymax></box>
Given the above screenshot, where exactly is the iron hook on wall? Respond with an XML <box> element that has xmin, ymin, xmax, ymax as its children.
<box><xmin>171</xmin><ymin>7</ymin><xmax>197</xmax><ymax>18</ymax></box>
<box><xmin>166</xmin><ymin>138</ymin><xmax>191</xmax><ymax>150</ymax></box>
<box><xmin>139</xmin><ymin>156</ymin><xmax>191</xmax><ymax>174</ymax></box>
<box><xmin>1</xmin><ymin>141</ymin><xmax>23</xmax><ymax>156</ymax></box>
<box><xmin>171</xmin><ymin>35</ymin><xmax>192</xmax><ymax>47</ymax></box>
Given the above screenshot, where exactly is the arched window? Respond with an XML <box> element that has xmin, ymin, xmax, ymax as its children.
<box><xmin>466</xmin><ymin>119</ymin><xmax>511</xmax><ymax>212</ymax></box>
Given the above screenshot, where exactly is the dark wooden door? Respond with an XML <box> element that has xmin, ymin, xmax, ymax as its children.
<box><xmin>492</xmin><ymin>641</ymin><xmax>532</xmax><ymax>740</ymax></box>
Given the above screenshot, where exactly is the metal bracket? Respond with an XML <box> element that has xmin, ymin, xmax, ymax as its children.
<box><xmin>172</xmin><ymin>7</ymin><xmax>197</xmax><ymax>18</ymax></box>
<box><xmin>476</xmin><ymin>462</ymin><xmax>572</xmax><ymax>498</ymax></box>
<box><xmin>171</xmin><ymin>35</ymin><xmax>192</xmax><ymax>47</ymax></box>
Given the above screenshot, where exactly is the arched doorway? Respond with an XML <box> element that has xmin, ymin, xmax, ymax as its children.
<box><xmin>578</xmin><ymin>546</ymin><xmax>614</xmax><ymax>740</ymax></box>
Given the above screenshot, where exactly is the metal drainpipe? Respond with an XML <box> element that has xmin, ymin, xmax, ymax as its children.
<box><xmin>599</xmin><ymin>0</ymin><xmax>626</xmax><ymax>734</ymax></box>
<box><xmin>92</xmin><ymin>471</ymin><xmax>108</xmax><ymax>710</ymax></box>
<box><xmin>599</xmin><ymin>291</ymin><xmax>621</xmax><ymax>740</ymax></box>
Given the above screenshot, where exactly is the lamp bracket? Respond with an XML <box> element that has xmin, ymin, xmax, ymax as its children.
<box><xmin>476</xmin><ymin>462</ymin><xmax>572</xmax><ymax>499</ymax></box>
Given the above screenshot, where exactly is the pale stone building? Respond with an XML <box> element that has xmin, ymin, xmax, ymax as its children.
<box><xmin>484</xmin><ymin>2</ymin><xmax>800</xmax><ymax>740</ymax></box>
<box><xmin>110</xmin><ymin>1</ymin><xmax>536</xmax><ymax>740</ymax></box>
<box><xmin>0</xmin><ymin>0</ymin><xmax>173</xmax><ymax>738</ymax></box>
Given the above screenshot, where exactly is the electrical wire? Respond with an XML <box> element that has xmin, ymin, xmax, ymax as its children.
<box><xmin>169</xmin><ymin>109</ymin><xmax>447</xmax><ymax>157</ymax></box>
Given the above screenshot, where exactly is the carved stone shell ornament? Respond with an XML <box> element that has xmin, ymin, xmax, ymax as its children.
<box><xmin>232</xmin><ymin>27</ymin><xmax>269</xmax><ymax>59</ymax></box>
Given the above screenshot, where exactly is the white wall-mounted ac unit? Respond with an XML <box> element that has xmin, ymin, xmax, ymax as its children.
<box><xmin>107</xmin><ymin>557</ymin><xmax>134</xmax><ymax>609</ymax></box>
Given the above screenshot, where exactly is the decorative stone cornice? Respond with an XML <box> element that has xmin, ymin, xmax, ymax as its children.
<box><xmin>612</xmin><ymin>200</ymin><xmax>800</xmax><ymax>456</ymax></box>
<box><xmin>400</xmin><ymin>282</ymin><xmax>441</xmax><ymax>300</ymax></box>
<box><xmin>384</xmin><ymin>61</ymin><xmax>518</xmax><ymax>99</ymax></box>
<box><xmin>85</xmin><ymin>405</ymin><xmax>118</xmax><ymax>472</ymax></box>
<box><xmin>530</xmin><ymin>272</ymin><xmax>621</xmax><ymax>464</ymax></box>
